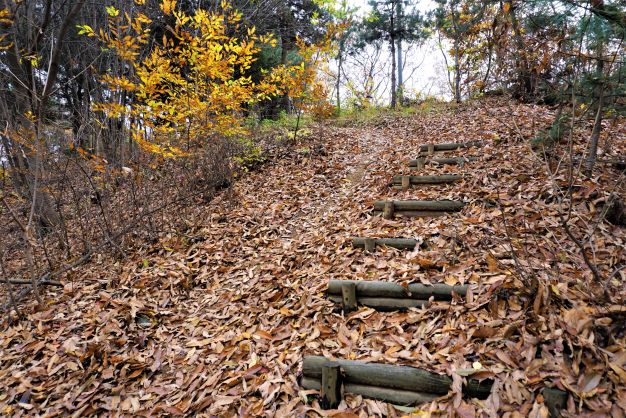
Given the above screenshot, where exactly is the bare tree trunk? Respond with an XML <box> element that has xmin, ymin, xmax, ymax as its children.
<box><xmin>450</xmin><ymin>0</ymin><xmax>462</xmax><ymax>103</ymax></box>
<box><xmin>454</xmin><ymin>38</ymin><xmax>461</xmax><ymax>103</ymax></box>
<box><xmin>2</xmin><ymin>0</ymin><xmax>85</xmax><ymax>230</ymax></box>
<box><xmin>336</xmin><ymin>38</ymin><xmax>343</xmax><ymax>113</ymax></box>
<box><xmin>508</xmin><ymin>0</ymin><xmax>532</xmax><ymax>99</ymax></box>
<box><xmin>396</xmin><ymin>0</ymin><xmax>403</xmax><ymax>105</ymax></box>
<box><xmin>390</xmin><ymin>4</ymin><xmax>397</xmax><ymax>109</ymax></box>
<box><xmin>585</xmin><ymin>34</ymin><xmax>605</xmax><ymax>176</ymax></box>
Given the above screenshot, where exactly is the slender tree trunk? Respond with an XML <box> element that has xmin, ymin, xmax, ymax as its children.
<box><xmin>454</xmin><ymin>38</ymin><xmax>461</xmax><ymax>103</ymax></box>
<box><xmin>450</xmin><ymin>0</ymin><xmax>461</xmax><ymax>103</ymax></box>
<box><xmin>280</xmin><ymin>35</ymin><xmax>291</xmax><ymax>113</ymax></box>
<box><xmin>396</xmin><ymin>0</ymin><xmax>403</xmax><ymax>105</ymax></box>
<box><xmin>481</xmin><ymin>15</ymin><xmax>497</xmax><ymax>92</ymax></box>
<box><xmin>336</xmin><ymin>38</ymin><xmax>343</xmax><ymax>113</ymax></box>
<box><xmin>390</xmin><ymin>6</ymin><xmax>397</xmax><ymax>109</ymax></box>
<box><xmin>585</xmin><ymin>18</ymin><xmax>606</xmax><ymax>177</ymax></box>
<box><xmin>586</xmin><ymin>89</ymin><xmax>604</xmax><ymax>176</ymax></box>
<box><xmin>3</xmin><ymin>0</ymin><xmax>84</xmax><ymax>231</ymax></box>
<box><xmin>508</xmin><ymin>0</ymin><xmax>531</xmax><ymax>99</ymax></box>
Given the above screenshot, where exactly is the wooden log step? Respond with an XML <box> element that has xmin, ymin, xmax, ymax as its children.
<box><xmin>373</xmin><ymin>200</ymin><xmax>464</xmax><ymax>212</ymax></box>
<box><xmin>327</xmin><ymin>280</ymin><xmax>467</xmax><ymax>301</ymax></box>
<box><xmin>391</xmin><ymin>174</ymin><xmax>462</xmax><ymax>187</ymax></box>
<box><xmin>301</xmin><ymin>377</ymin><xmax>438</xmax><ymax>406</ymax></box>
<box><xmin>328</xmin><ymin>295</ymin><xmax>429</xmax><ymax>311</ymax></box>
<box><xmin>418</xmin><ymin>141</ymin><xmax>482</xmax><ymax>152</ymax></box>
<box><xmin>373</xmin><ymin>200</ymin><xmax>465</xmax><ymax>218</ymax></box>
<box><xmin>408</xmin><ymin>157</ymin><xmax>479</xmax><ymax>167</ymax></box>
<box><xmin>302</xmin><ymin>356</ymin><xmax>492</xmax><ymax>400</ymax></box>
<box><xmin>352</xmin><ymin>237</ymin><xmax>419</xmax><ymax>251</ymax></box>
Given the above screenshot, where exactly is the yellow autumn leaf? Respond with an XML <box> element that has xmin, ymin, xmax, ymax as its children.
<box><xmin>161</xmin><ymin>0</ymin><xmax>176</xmax><ymax>15</ymax></box>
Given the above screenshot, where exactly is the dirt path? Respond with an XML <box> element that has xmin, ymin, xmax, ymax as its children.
<box><xmin>2</xmin><ymin>100</ymin><xmax>625</xmax><ymax>416</ymax></box>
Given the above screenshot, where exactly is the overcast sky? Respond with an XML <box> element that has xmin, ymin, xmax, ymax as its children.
<box><xmin>333</xmin><ymin>0</ymin><xmax>452</xmax><ymax>103</ymax></box>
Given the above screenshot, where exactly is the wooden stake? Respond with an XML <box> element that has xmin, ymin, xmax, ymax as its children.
<box><xmin>401</xmin><ymin>176</ymin><xmax>410</xmax><ymax>190</ymax></box>
<box><xmin>416</xmin><ymin>157</ymin><xmax>425</xmax><ymax>170</ymax></box>
<box><xmin>427</xmin><ymin>144</ymin><xmax>435</xmax><ymax>156</ymax></box>
<box><xmin>341</xmin><ymin>282</ymin><xmax>357</xmax><ymax>312</ymax></box>
<box><xmin>383</xmin><ymin>201</ymin><xmax>395</xmax><ymax>219</ymax></box>
<box><xmin>320</xmin><ymin>362</ymin><xmax>342</xmax><ymax>409</ymax></box>
<box><xmin>542</xmin><ymin>387</ymin><xmax>568</xmax><ymax>417</ymax></box>
<box><xmin>364</xmin><ymin>238</ymin><xmax>376</xmax><ymax>253</ymax></box>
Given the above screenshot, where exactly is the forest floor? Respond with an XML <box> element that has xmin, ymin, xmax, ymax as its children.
<box><xmin>1</xmin><ymin>98</ymin><xmax>625</xmax><ymax>417</ymax></box>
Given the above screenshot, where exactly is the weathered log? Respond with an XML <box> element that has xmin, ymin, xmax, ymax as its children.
<box><xmin>0</xmin><ymin>278</ymin><xmax>63</xmax><ymax>287</ymax></box>
<box><xmin>418</xmin><ymin>141</ymin><xmax>482</xmax><ymax>152</ymax></box>
<box><xmin>372</xmin><ymin>210</ymin><xmax>449</xmax><ymax>218</ymax></box>
<box><xmin>391</xmin><ymin>175</ymin><xmax>462</xmax><ymax>186</ymax></box>
<box><xmin>373</xmin><ymin>200</ymin><xmax>465</xmax><ymax>212</ymax></box>
<box><xmin>302</xmin><ymin>356</ymin><xmax>492</xmax><ymax>399</ymax></box>
<box><xmin>327</xmin><ymin>280</ymin><xmax>467</xmax><ymax>300</ymax></box>
<box><xmin>328</xmin><ymin>295</ymin><xmax>428</xmax><ymax>311</ymax></box>
<box><xmin>352</xmin><ymin>237</ymin><xmax>419</xmax><ymax>250</ymax></box>
<box><xmin>320</xmin><ymin>362</ymin><xmax>342</xmax><ymax>409</ymax></box>
<box><xmin>301</xmin><ymin>377</ymin><xmax>439</xmax><ymax>406</ymax></box>
<box><xmin>542</xmin><ymin>388</ymin><xmax>568</xmax><ymax>417</ymax></box>
<box><xmin>409</xmin><ymin>157</ymin><xmax>479</xmax><ymax>167</ymax></box>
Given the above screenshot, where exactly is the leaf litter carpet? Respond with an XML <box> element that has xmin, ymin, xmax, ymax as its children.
<box><xmin>1</xmin><ymin>99</ymin><xmax>625</xmax><ymax>417</ymax></box>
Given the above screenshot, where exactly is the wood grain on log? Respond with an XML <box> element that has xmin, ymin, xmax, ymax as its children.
<box><xmin>418</xmin><ymin>141</ymin><xmax>482</xmax><ymax>152</ymax></box>
<box><xmin>301</xmin><ymin>377</ymin><xmax>439</xmax><ymax>406</ymax></box>
<box><xmin>352</xmin><ymin>237</ymin><xmax>419</xmax><ymax>250</ymax></box>
<box><xmin>409</xmin><ymin>157</ymin><xmax>479</xmax><ymax>167</ymax></box>
<box><xmin>391</xmin><ymin>175</ymin><xmax>462</xmax><ymax>186</ymax></box>
<box><xmin>327</xmin><ymin>280</ymin><xmax>468</xmax><ymax>300</ymax></box>
<box><xmin>302</xmin><ymin>356</ymin><xmax>492</xmax><ymax>399</ymax></box>
<box><xmin>373</xmin><ymin>210</ymin><xmax>448</xmax><ymax>218</ymax></box>
<box><xmin>328</xmin><ymin>295</ymin><xmax>428</xmax><ymax>311</ymax></box>
<box><xmin>373</xmin><ymin>200</ymin><xmax>465</xmax><ymax>212</ymax></box>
